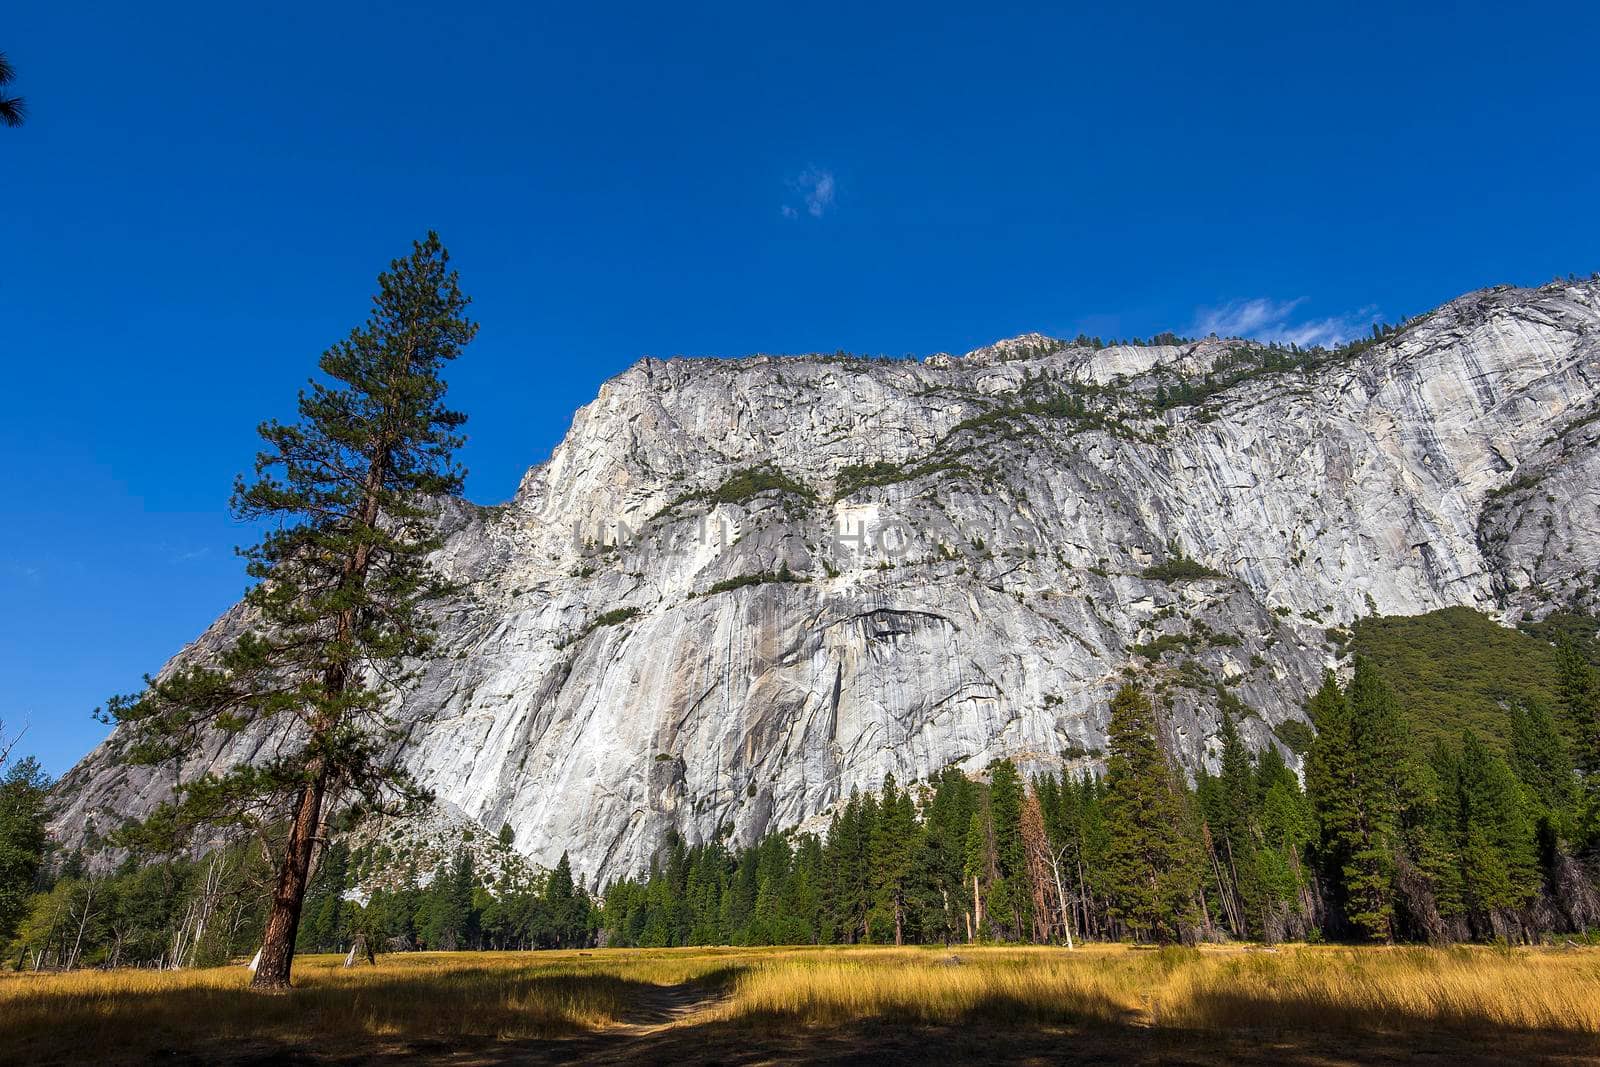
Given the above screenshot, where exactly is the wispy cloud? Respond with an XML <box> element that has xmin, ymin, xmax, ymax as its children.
<box><xmin>782</xmin><ymin>167</ymin><xmax>836</xmax><ymax>219</ymax></box>
<box><xmin>1191</xmin><ymin>297</ymin><xmax>1380</xmax><ymax>348</ymax></box>
<box><xmin>3</xmin><ymin>562</ymin><xmax>40</xmax><ymax>584</ymax></box>
<box><xmin>155</xmin><ymin>541</ymin><xmax>212</xmax><ymax>564</ymax></box>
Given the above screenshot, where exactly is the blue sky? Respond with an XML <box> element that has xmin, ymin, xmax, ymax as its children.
<box><xmin>4</xmin><ymin>2</ymin><xmax>1598</xmax><ymax>775</ymax></box>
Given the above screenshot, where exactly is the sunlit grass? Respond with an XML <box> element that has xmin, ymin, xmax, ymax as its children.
<box><xmin>715</xmin><ymin>943</ymin><xmax>1600</xmax><ymax>1037</ymax></box>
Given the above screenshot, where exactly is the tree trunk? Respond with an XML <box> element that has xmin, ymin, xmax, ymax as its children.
<box><xmin>1076</xmin><ymin>858</ymin><xmax>1095</xmax><ymax>939</ymax></box>
<box><xmin>250</xmin><ymin>763</ymin><xmax>328</xmax><ymax>990</ymax></box>
<box><xmin>247</xmin><ymin>454</ymin><xmax>380</xmax><ymax>988</ymax></box>
<box><xmin>1049</xmin><ymin>855</ymin><xmax>1074</xmax><ymax>949</ymax></box>
<box><xmin>67</xmin><ymin>880</ymin><xmax>96</xmax><ymax>970</ymax></box>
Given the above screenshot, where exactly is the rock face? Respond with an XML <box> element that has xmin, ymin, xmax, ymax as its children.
<box><xmin>52</xmin><ymin>280</ymin><xmax>1600</xmax><ymax>884</ymax></box>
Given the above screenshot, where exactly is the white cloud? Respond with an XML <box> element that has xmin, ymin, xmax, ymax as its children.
<box><xmin>783</xmin><ymin>167</ymin><xmax>836</xmax><ymax>219</ymax></box>
<box><xmin>1191</xmin><ymin>297</ymin><xmax>1380</xmax><ymax>348</ymax></box>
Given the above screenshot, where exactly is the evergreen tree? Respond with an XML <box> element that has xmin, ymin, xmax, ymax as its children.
<box><xmin>1417</xmin><ymin>743</ymin><xmax>1468</xmax><ymax>933</ymax></box>
<box><xmin>724</xmin><ymin>847</ymin><xmax>758</xmax><ymax>944</ymax></box>
<box><xmin>421</xmin><ymin>850</ymin><xmax>477</xmax><ymax>950</ymax></box>
<box><xmin>296</xmin><ymin>840</ymin><xmax>350</xmax><ymax>952</ymax></box>
<box><xmin>1305</xmin><ymin>663</ymin><xmax>1412</xmax><ymax>941</ymax></box>
<box><xmin>1252</xmin><ymin>744</ymin><xmax>1316</xmax><ymax>940</ymax></box>
<box><xmin>1555</xmin><ymin>638</ymin><xmax>1600</xmax><ymax>849</ymax></box>
<box><xmin>868</xmin><ymin>773</ymin><xmax>917</xmax><ymax>944</ymax></box>
<box><xmin>823</xmin><ymin>790</ymin><xmax>873</xmax><ymax>942</ymax></box>
<box><xmin>0</xmin><ymin>757</ymin><xmax>51</xmax><ymax>946</ymax></box>
<box><xmin>782</xmin><ymin>835</ymin><xmax>824</xmax><ymax>944</ymax></box>
<box><xmin>544</xmin><ymin>851</ymin><xmax>588</xmax><ymax>948</ymax></box>
<box><xmin>962</xmin><ymin>810</ymin><xmax>992</xmax><ymax>939</ymax></box>
<box><xmin>101</xmin><ymin>234</ymin><xmax>476</xmax><ymax>987</ymax></box>
<box><xmin>913</xmin><ymin>768</ymin><xmax>978</xmax><ymax>943</ymax></box>
<box><xmin>0</xmin><ymin>52</ymin><xmax>24</xmax><ymax>129</ymax></box>
<box><xmin>987</xmin><ymin>760</ymin><xmax>1031</xmax><ymax>940</ymax></box>
<box><xmin>1508</xmin><ymin>700</ymin><xmax>1578</xmax><ymax>831</ymax></box>
<box><xmin>1556</xmin><ymin>637</ymin><xmax>1600</xmax><ymax>773</ymax></box>
<box><xmin>1197</xmin><ymin>713</ymin><xmax>1264</xmax><ymax>938</ymax></box>
<box><xmin>1449</xmin><ymin>731</ymin><xmax>1540</xmax><ymax>934</ymax></box>
<box><xmin>1100</xmin><ymin>684</ymin><xmax>1201</xmax><ymax>942</ymax></box>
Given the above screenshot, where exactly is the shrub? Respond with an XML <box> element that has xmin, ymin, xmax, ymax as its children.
<box><xmin>1142</xmin><ymin>557</ymin><xmax>1223</xmax><ymax>582</ymax></box>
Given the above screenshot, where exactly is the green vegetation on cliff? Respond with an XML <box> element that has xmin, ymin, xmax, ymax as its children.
<box><xmin>1350</xmin><ymin>607</ymin><xmax>1563</xmax><ymax>751</ymax></box>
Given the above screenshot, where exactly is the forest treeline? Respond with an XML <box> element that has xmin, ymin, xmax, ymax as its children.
<box><xmin>4</xmin><ymin>638</ymin><xmax>1600</xmax><ymax>968</ymax></box>
<box><xmin>598</xmin><ymin>650</ymin><xmax>1600</xmax><ymax>948</ymax></box>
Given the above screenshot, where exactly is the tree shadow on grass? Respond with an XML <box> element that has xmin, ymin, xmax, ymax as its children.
<box><xmin>494</xmin><ymin>989</ymin><xmax>1600</xmax><ymax>1067</ymax></box>
<box><xmin>0</xmin><ymin>966</ymin><xmax>749</xmax><ymax>1067</ymax></box>
<box><xmin>549</xmin><ymin>1008</ymin><xmax>1600</xmax><ymax>1067</ymax></box>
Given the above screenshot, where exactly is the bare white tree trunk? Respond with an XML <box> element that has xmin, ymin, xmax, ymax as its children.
<box><xmin>67</xmin><ymin>880</ymin><xmax>99</xmax><ymax>970</ymax></box>
<box><xmin>170</xmin><ymin>852</ymin><xmax>228</xmax><ymax>969</ymax></box>
<box><xmin>1049</xmin><ymin>851</ymin><xmax>1074</xmax><ymax>950</ymax></box>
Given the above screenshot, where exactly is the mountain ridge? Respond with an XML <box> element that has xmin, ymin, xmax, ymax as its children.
<box><xmin>52</xmin><ymin>278</ymin><xmax>1600</xmax><ymax>883</ymax></box>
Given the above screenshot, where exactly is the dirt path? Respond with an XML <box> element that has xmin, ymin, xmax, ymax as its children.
<box><xmin>603</xmin><ymin>977</ymin><xmax>730</xmax><ymax>1039</ymax></box>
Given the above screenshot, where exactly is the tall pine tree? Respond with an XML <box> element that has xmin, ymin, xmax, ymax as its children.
<box><xmin>103</xmin><ymin>234</ymin><xmax>476</xmax><ymax>987</ymax></box>
<box><xmin>1305</xmin><ymin>662</ymin><xmax>1417</xmax><ymax>941</ymax></box>
<box><xmin>1101</xmin><ymin>683</ymin><xmax>1201</xmax><ymax>943</ymax></box>
<box><xmin>987</xmin><ymin>760</ymin><xmax>1032</xmax><ymax>940</ymax></box>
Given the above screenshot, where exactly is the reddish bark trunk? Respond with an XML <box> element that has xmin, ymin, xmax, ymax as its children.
<box><xmin>250</xmin><ymin>763</ymin><xmax>327</xmax><ymax>989</ymax></box>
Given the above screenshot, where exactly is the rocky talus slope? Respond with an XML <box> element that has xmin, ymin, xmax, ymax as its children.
<box><xmin>52</xmin><ymin>280</ymin><xmax>1600</xmax><ymax>883</ymax></box>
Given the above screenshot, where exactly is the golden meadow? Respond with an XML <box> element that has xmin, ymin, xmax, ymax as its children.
<box><xmin>4</xmin><ymin>943</ymin><xmax>1600</xmax><ymax>1063</ymax></box>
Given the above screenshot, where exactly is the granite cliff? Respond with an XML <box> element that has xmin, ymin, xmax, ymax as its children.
<box><xmin>52</xmin><ymin>279</ymin><xmax>1600</xmax><ymax>884</ymax></box>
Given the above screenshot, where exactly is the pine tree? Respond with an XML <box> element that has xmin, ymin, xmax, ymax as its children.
<box><xmin>1199</xmin><ymin>713</ymin><xmax>1263</xmax><ymax>938</ymax></box>
<box><xmin>0</xmin><ymin>52</ymin><xmax>24</xmax><ymax>129</ymax></box>
<box><xmin>1020</xmin><ymin>790</ymin><xmax>1065</xmax><ymax>943</ymax></box>
<box><xmin>869</xmin><ymin>773</ymin><xmax>917</xmax><ymax>944</ymax></box>
<box><xmin>725</xmin><ymin>846</ymin><xmax>758</xmax><ymax>944</ymax></box>
<box><xmin>544</xmin><ymin>851</ymin><xmax>588</xmax><ymax>948</ymax></box>
<box><xmin>0</xmin><ymin>757</ymin><xmax>51</xmax><ymax>946</ymax></box>
<box><xmin>1556</xmin><ymin>637</ymin><xmax>1600</xmax><ymax>773</ymax></box>
<box><xmin>963</xmin><ymin>810</ymin><xmax>992</xmax><ymax>939</ymax></box>
<box><xmin>1508</xmin><ymin>700</ymin><xmax>1578</xmax><ymax>831</ymax></box>
<box><xmin>912</xmin><ymin>768</ymin><xmax>977</xmax><ymax>943</ymax></box>
<box><xmin>1058</xmin><ymin>771</ymin><xmax>1110</xmax><ymax>939</ymax></box>
<box><xmin>824</xmin><ymin>790</ymin><xmax>872</xmax><ymax>942</ymax></box>
<box><xmin>101</xmin><ymin>234</ymin><xmax>475</xmax><ymax>987</ymax></box>
<box><xmin>1555</xmin><ymin>639</ymin><xmax>1600</xmax><ymax>849</ymax></box>
<box><xmin>1254</xmin><ymin>745</ymin><xmax>1316</xmax><ymax>940</ymax></box>
<box><xmin>296</xmin><ymin>840</ymin><xmax>350</xmax><ymax>952</ymax></box>
<box><xmin>1100</xmin><ymin>683</ymin><xmax>1201</xmax><ymax>942</ymax></box>
<box><xmin>783</xmin><ymin>835</ymin><xmax>824</xmax><ymax>944</ymax></box>
<box><xmin>1451</xmin><ymin>731</ymin><xmax>1540</xmax><ymax>934</ymax></box>
<box><xmin>420</xmin><ymin>851</ymin><xmax>475</xmax><ymax>950</ymax></box>
<box><xmin>1305</xmin><ymin>663</ymin><xmax>1415</xmax><ymax>941</ymax></box>
<box><xmin>749</xmin><ymin>836</ymin><xmax>789</xmax><ymax>945</ymax></box>
<box><xmin>987</xmin><ymin>760</ymin><xmax>1032</xmax><ymax>940</ymax></box>
<box><xmin>1418</xmin><ymin>743</ymin><xmax>1468</xmax><ymax>932</ymax></box>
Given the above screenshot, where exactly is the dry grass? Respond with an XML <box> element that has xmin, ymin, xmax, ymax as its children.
<box><xmin>714</xmin><ymin>943</ymin><xmax>1600</xmax><ymax>1037</ymax></box>
<box><xmin>0</xmin><ymin>949</ymin><xmax>748</xmax><ymax>1062</ymax></box>
<box><xmin>3</xmin><ymin>943</ymin><xmax>1599</xmax><ymax>1064</ymax></box>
